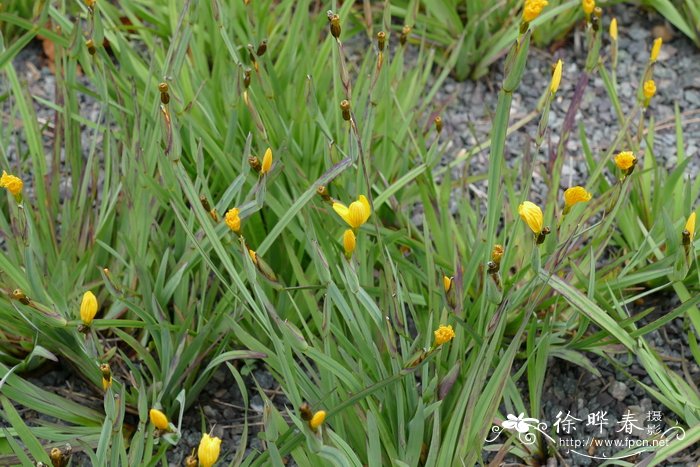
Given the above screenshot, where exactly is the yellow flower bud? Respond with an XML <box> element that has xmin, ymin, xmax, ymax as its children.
<box><xmin>643</xmin><ymin>79</ymin><xmax>656</xmax><ymax>106</ymax></box>
<box><xmin>650</xmin><ymin>37</ymin><xmax>662</xmax><ymax>62</ymax></box>
<box><xmin>260</xmin><ymin>147</ymin><xmax>273</xmax><ymax>175</ymax></box>
<box><xmin>80</xmin><ymin>291</ymin><xmax>98</xmax><ymax>326</ymax></box>
<box><xmin>518</xmin><ymin>201</ymin><xmax>544</xmax><ymax>234</ymax></box>
<box><xmin>100</xmin><ymin>363</ymin><xmax>112</xmax><ymax>390</ymax></box>
<box><xmin>433</xmin><ymin>324</ymin><xmax>455</xmax><ymax>346</ymax></box>
<box><xmin>197</xmin><ymin>433</ymin><xmax>222</xmax><ymax>467</ymax></box>
<box><xmin>614</xmin><ymin>151</ymin><xmax>637</xmax><ymax>172</ymax></box>
<box><xmin>522</xmin><ymin>0</ymin><xmax>548</xmax><ymax>23</ymax></box>
<box><xmin>563</xmin><ymin>186</ymin><xmax>592</xmax><ymax>209</ymax></box>
<box><xmin>332</xmin><ymin>195</ymin><xmax>371</xmax><ymax>229</ymax></box>
<box><xmin>609</xmin><ymin>18</ymin><xmax>618</xmax><ymax>40</ymax></box>
<box><xmin>225</xmin><ymin>208</ymin><xmax>241</xmax><ymax>233</ymax></box>
<box><xmin>248</xmin><ymin>249</ymin><xmax>258</xmax><ymax>265</ymax></box>
<box><xmin>582</xmin><ymin>0</ymin><xmax>595</xmax><ymax>15</ymax></box>
<box><xmin>0</xmin><ymin>171</ymin><xmax>23</xmax><ymax>197</ymax></box>
<box><xmin>685</xmin><ymin>212</ymin><xmax>696</xmax><ymax>241</ymax></box>
<box><xmin>443</xmin><ymin>275</ymin><xmax>453</xmax><ymax>293</ymax></box>
<box><xmin>491</xmin><ymin>244</ymin><xmax>504</xmax><ymax>263</ymax></box>
<box><xmin>550</xmin><ymin>59</ymin><xmax>563</xmax><ymax>94</ymax></box>
<box><xmin>342</xmin><ymin>229</ymin><xmax>356</xmax><ymax>258</ymax></box>
<box><xmin>309</xmin><ymin>410</ymin><xmax>326</xmax><ymax>431</ymax></box>
<box><xmin>149</xmin><ymin>409</ymin><xmax>169</xmax><ymax>431</ymax></box>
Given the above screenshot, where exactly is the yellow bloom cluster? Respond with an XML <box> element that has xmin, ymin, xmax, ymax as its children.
<box><xmin>522</xmin><ymin>0</ymin><xmax>548</xmax><ymax>23</ymax></box>
<box><xmin>610</xmin><ymin>18</ymin><xmax>618</xmax><ymax>40</ymax></box>
<box><xmin>225</xmin><ymin>208</ymin><xmax>241</xmax><ymax>233</ymax></box>
<box><xmin>198</xmin><ymin>433</ymin><xmax>222</xmax><ymax>467</ymax></box>
<box><xmin>80</xmin><ymin>291</ymin><xmax>98</xmax><ymax>326</ymax></box>
<box><xmin>309</xmin><ymin>410</ymin><xmax>326</xmax><ymax>431</ymax></box>
<box><xmin>518</xmin><ymin>201</ymin><xmax>544</xmax><ymax>234</ymax></box>
<box><xmin>333</xmin><ymin>195</ymin><xmax>371</xmax><ymax>229</ymax></box>
<box><xmin>260</xmin><ymin>147</ymin><xmax>273</xmax><ymax>175</ymax></box>
<box><xmin>686</xmin><ymin>212</ymin><xmax>696</xmax><ymax>241</ymax></box>
<box><xmin>443</xmin><ymin>275</ymin><xmax>453</xmax><ymax>293</ymax></box>
<box><xmin>614</xmin><ymin>151</ymin><xmax>637</xmax><ymax>172</ymax></box>
<box><xmin>149</xmin><ymin>409</ymin><xmax>169</xmax><ymax>430</ymax></box>
<box><xmin>0</xmin><ymin>171</ymin><xmax>23</xmax><ymax>197</ymax></box>
<box><xmin>343</xmin><ymin>229</ymin><xmax>356</xmax><ymax>258</ymax></box>
<box><xmin>650</xmin><ymin>37</ymin><xmax>662</xmax><ymax>62</ymax></box>
<box><xmin>550</xmin><ymin>60</ymin><xmax>563</xmax><ymax>94</ymax></box>
<box><xmin>563</xmin><ymin>186</ymin><xmax>592</xmax><ymax>210</ymax></box>
<box><xmin>643</xmin><ymin>80</ymin><xmax>656</xmax><ymax>106</ymax></box>
<box><xmin>434</xmin><ymin>324</ymin><xmax>455</xmax><ymax>346</ymax></box>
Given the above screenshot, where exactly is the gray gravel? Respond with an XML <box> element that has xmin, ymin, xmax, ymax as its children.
<box><xmin>436</xmin><ymin>4</ymin><xmax>700</xmax><ymax>207</ymax></box>
<box><xmin>3</xmin><ymin>3</ymin><xmax>699</xmax><ymax>466</ymax></box>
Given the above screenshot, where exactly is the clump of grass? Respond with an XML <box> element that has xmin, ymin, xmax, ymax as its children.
<box><xmin>0</xmin><ymin>0</ymin><xmax>697</xmax><ymax>465</ymax></box>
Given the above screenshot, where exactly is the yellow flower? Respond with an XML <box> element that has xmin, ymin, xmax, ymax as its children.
<box><xmin>491</xmin><ymin>244</ymin><xmax>504</xmax><ymax>263</ymax></box>
<box><xmin>197</xmin><ymin>433</ymin><xmax>222</xmax><ymax>467</ymax></box>
<box><xmin>550</xmin><ymin>60</ymin><xmax>563</xmax><ymax>94</ymax></box>
<box><xmin>443</xmin><ymin>275</ymin><xmax>453</xmax><ymax>293</ymax></box>
<box><xmin>433</xmin><ymin>324</ymin><xmax>455</xmax><ymax>346</ymax></box>
<box><xmin>260</xmin><ymin>147</ymin><xmax>273</xmax><ymax>175</ymax></box>
<box><xmin>610</xmin><ymin>18</ymin><xmax>618</xmax><ymax>40</ymax></box>
<box><xmin>102</xmin><ymin>376</ymin><xmax>112</xmax><ymax>390</ymax></box>
<box><xmin>248</xmin><ymin>249</ymin><xmax>258</xmax><ymax>265</ymax></box>
<box><xmin>0</xmin><ymin>171</ymin><xmax>23</xmax><ymax>197</ymax></box>
<box><xmin>342</xmin><ymin>229</ymin><xmax>356</xmax><ymax>258</ymax></box>
<box><xmin>563</xmin><ymin>186</ymin><xmax>592</xmax><ymax>209</ymax></box>
<box><xmin>614</xmin><ymin>151</ymin><xmax>637</xmax><ymax>171</ymax></box>
<box><xmin>149</xmin><ymin>409</ymin><xmax>169</xmax><ymax>430</ymax></box>
<box><xmin>522</xmin><ymin>0</ymin><xmax>548</xmax><ymax>22</ymax></box>
<box><xmin>650</xmin><ymin>37</ymin><xmax>662</xmax><ymax>62</ymax></box>
<box><xmin>685</xmin><ymin>212</ymin><xmax>696</xmax><ymax>241</ymax></box>
<box><xmin>582</xmin><ymin>0</ymin><xmax>595</xmax><ymax>15</ymax></box>
<box><xmin>225</xmin><ymin>208</ymin><xmax>241</xmax><ymax>233</ymax></box>
<box><xmin>309</xmin><ymin>410</ymin><xmax>326</xmax><ymax>431</ymax></box>
<box><xmin>333</xmin><ymin>195</ymin><xmax>371</xmax><ymax>229</ymax></box>
<box><xmin>518</xmin><ymin>201</ymin><xmax>544</xmax><ymax>234</ymax></box>
<box><xmin>643</xmin><ymin>79</ymin><xmax>656</xmax><ymax>104</ymax></box>
<box><xmin>80</xmin><ymin>291</ymin><xmax>98</xmax><ymax>326</ymax></box>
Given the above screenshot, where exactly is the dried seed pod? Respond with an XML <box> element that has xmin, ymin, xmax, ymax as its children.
<box><xmin>434</xmin><ymin>116</ymin><xmax>443</xmax><ymax>133</ymax></box>
<box><xmin>330</xmin><ymin>14</ymin><xmax>341</xmax><ymax>39</ymax></box>
<box><xmin>244</xmin><ymin>68</ymin><xmax>251</xmax><ymax>89</ymax></box>
<box><xmin>11</xmin><ymin>289</ymin><xmax>30</xmax><ymax>305</ymax></box>
<box><xmin>86</xmin><ymin>38</ymin><xmax>96</xmax><ymax>55</ymax></box>
<box><xmin>256</xmin><ymin>40</ymin><xmax>267</xmax><ymax>56</ymax></box>
<box><xmin>400</xmin><ymin>25</ymin><xmax>411</xmax><ymax>46</ymax></box>
<box><xmin>248</xmin><ymin>156</ymin><xmax>262</xmax><ymax>172</ymax></box>
<box><xmin>199</xmin><ymin>194</ymin><xmax>212</xmax><ymax>212</ymax></box>
<box><xmin>591</xmin><ymin>12</ymin><xmax>601</xmax><ymax>31</ymax></box>
<box><xmin>377</xmin><ymin>31</ymin><xmax>386</xmax><ymax>51</ymax></box>
<box><xmin>247</xmin><ymin>44</ymin><xmax>257</xmax><ymax>64</ymax></box>
<box><xmin>487</xmin><ymin>260</ymin><xmax>499</xmax><ymax>275</ymax></box>
<box><xmin>340</xmin><ymin>100</ymin><xmax>351</xmax><ymax>121</ymax></box>
<box><xmin>159</xmin><ymin>82</ymin><xmax>170</xmax><ymax>104</ymax></box>
<box><xmin>317</xmin><ymin>185</ymin><xmax>331</xmax><ymax>201</ymax></box>
<box><xmin>100</xmin><ymin>363</ymin><xmax>111</xmax><ymax>380</ymax></box>
<box><xmin>300</xmin><ymin>402</ymin><xmax>313</xmax><ymax>421</ymax></box>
